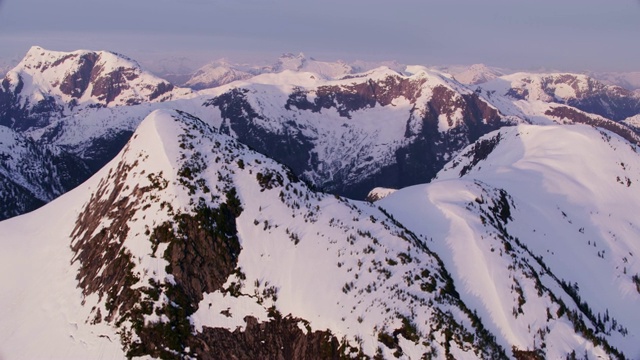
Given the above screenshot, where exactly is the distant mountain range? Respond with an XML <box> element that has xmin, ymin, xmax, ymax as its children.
<box><xmin>1</xmin><ymin>46</ymin><xmax>639</xmax><ymax>359</ymax></box>
<box><xmin>138</xmin><ymin>52</ymin><xmax>640</xmax><ymax>93</ymax></box>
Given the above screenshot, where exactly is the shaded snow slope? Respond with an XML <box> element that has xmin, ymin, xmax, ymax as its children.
<box><xmin>0</xmin><ymin>125</ymin><xmax>91</xmax><ymax>220</ymax></box>
<box><xmin>380</xmin><ymin>124</ymin><xmax>640</xmax><ymax>359</ymax></box>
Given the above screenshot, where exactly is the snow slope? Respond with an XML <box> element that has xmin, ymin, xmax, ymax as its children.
<box><xmin>380</xmin><ymin>124</ymin><xmax>640</xmax><ymax>359</ymax></box>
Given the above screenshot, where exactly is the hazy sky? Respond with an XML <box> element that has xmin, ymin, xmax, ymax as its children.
<box><xmin>1</xmin><ymin>0</ymin><xmax>639</xmax><ymax>72</ymax></box>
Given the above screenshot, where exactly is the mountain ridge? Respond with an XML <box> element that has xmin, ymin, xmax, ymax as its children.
<box><xmin>0</xmin><ymin>109</ymin><xmax>510</xmax><ymax>359</ymax></box>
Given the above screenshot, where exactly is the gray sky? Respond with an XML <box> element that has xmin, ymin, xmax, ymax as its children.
<box><xmin>1</xmin><ymin>0</ymin><xmax>639</xmax><ymax>72</ymax></box>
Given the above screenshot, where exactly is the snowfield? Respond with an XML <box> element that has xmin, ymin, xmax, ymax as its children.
<box><xmin>381</xmin><ymin>124</ymin><xmax>640</xmax><ymax>358</ymax></box>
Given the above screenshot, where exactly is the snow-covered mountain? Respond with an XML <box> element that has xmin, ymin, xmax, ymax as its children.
<box><xmin>273</xmin><ymin>52</ymin><xmax>353</xmax><ymax>79</ymax></box>
<box><xmin>481</xmin><ymin>72</ymin><xmax>640</xmax><ymax>121</ymax></box>
<box><xmin>2</xmin><ymin>46</ymin><xmax>640</xmax><ymax>359</ymax></box>
<box><xmin>380</xmin><ymin>124</ymin><xmax>640</xmax><ymax>358</ymax></box>
<box><xmin>437</xmin><ymin>64</ymin><xmax>505</xmax><ymax>85</ymax></box>
<box><xmin>2</xmin><ymin>46</ymin><xmax>640</xmax><ymax>222</ymax></box>
<box><xmin>590</xmin><ymin>71</ymin><xmax>640</xmax><ymax>91</ymax></box>
<box><xmin>203</xmin><ymin>66</ymin><xmax>519</xmax><ymax>199</ymax></box>
<box><xmin>0</xmin><ymin>109</ymin><xmax>511</xmax><ymax>359</ymax></box>
<box><xmin>0</xmin><ymin>47</ymin><xmax>202</xmax><ymax>219</ymax></box>
<box><xmin>183</xmin><ymin>61</ymin><xmax>254</xmax><ymax>90</ymax></box>
<box><xmin>176</xmin><ymin>53</ymin><xmax>403</xmax><ymax>90</ymax></box>
<box><xmin>0</xmin><ymin>46</ymin><xmax>191</xmax><ymax>131</ymax></box>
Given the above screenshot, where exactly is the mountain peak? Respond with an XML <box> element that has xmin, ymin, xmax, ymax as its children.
<box><xmin>0</xmin><ymin>47</ymin><xmax>190</xmax><ymax>131</ymax></box>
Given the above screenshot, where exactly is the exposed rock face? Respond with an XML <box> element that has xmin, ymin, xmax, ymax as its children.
<box><xmin>70</xmin><ymin>151</ymin><xmax>148</xmax><ymax>323</ymax></box>
<box><xmin>452</xmin><ymin>132</ymin><xmax>503</xmax><ymax>177</ymax></box>
<box><xmin>285</xmin><ymin>75</ymin><xmax>427</xmax><ymax>117</ymax></box>
<box><xmin>365</xmin><ymin>187</ymin><xmax>397</xmax><ymax>202</ymax></box>
<box><xmin>59</xmin><ymin>53</ymin><xmax>99</xmax><ymax>99</ymax></box>
<box><xmin>189</xmin><ymin>316</ymin><xmax>345</xmax><ymax>360</ymax></box>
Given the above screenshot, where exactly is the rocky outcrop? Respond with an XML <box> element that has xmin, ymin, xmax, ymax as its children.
<box><xmin>70</xmin><ymin>152</ymin><xmax>148</xmax><ymax>323</ymax></box>
<box><xmin>285</xmin><ymin>75</ymin><xmax>427</xmax><ymax>117</ymax></box>
<box><xmin>189</xmin><ymin>316</ymin><xmax>347</xmax><ymax>360</ymax></box>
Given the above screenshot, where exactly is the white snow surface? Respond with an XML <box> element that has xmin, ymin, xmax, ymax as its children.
<box><xmin>380</xmin><ymin>124</ymin><xmax>640</xmax><ymax>358</ymax></box>
<box><xmin>0</xmin><ymin>148</ymin><xmax>126</xmax><ymax>359</ymax></box>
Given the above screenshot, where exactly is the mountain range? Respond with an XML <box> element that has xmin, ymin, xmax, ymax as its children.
<box><xmin>0</xmin><ymin>47</ymin><xmax>639</xmax><ymax>359</ymax></box>
<box><xmin>148</xmin><ymin>53</ymin><xmax>640</xmax><ymax>93</ymax></box>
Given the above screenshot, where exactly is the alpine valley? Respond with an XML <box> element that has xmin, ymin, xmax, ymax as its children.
<box><xmin>0</xmin><ymin>47</ymin><xmax>639</xmax><ymax>360</ymax></box>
